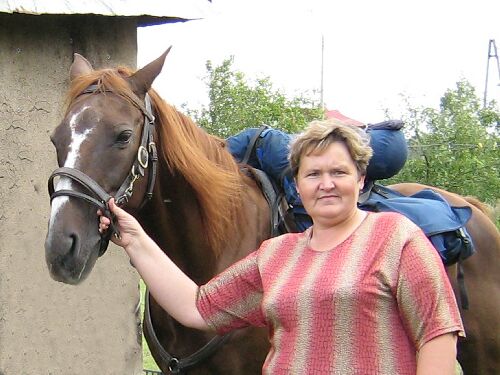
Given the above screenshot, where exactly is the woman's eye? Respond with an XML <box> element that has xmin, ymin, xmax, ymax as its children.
<box><xmin>116</xmin><ymin>131</ymin><xmax>132</xmax><ymax>144</ymax></box>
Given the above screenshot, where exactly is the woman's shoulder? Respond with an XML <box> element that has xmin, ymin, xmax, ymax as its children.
<box><xmin>368</xmin><ymin>211</ymin><xmax>419</xmax><ymax>230</ymax></box>
<box><xmin>263</xmin><ymin>230</ymin><xmax>308</xmax><ymax>245</ymax></box>
<box><xmin>365</xmin><ymin>211</ymin><xmax>421</xmax><ymax>242</ymax></box>
<box><xmin>258</xmin><ymin>230</ymin><xmax>309</xmax><ymax>254</ymax></box>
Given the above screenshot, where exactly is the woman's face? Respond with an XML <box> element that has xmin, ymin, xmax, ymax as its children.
<box><xmin>296</xmin><ymin>141</ymin><xmax>365</xmax><ymax>227</ymax></box>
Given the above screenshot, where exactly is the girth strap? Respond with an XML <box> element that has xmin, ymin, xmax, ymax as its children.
<box><xmin>457</xmin><ymin>261</ymin><xmax>469</xmax><ymax>310</ymax></box>
<box><xmin>143</xmin><ymin>288</ymin><xmax>231</xmax><ymax>374</ymax></box>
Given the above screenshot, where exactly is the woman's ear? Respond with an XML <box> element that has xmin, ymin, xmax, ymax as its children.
<box><xmin>358</xmin><ymin>174</ymin><xmax>366</xmax><ymax>190</ymax></box>
<box><xmin>294</xmin><ymin>177</ymin><xmax>301</xmax><ymax>197</ymax></box>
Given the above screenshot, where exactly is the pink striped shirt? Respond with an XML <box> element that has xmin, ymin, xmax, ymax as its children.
<box><xmin>196</xmin><ymin>212</ymin><xmax>464</xmax><ymax>374</ymax></box>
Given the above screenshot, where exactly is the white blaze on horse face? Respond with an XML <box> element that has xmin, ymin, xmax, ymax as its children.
<box><xmin>49</xmin><ymin>106</ymin><xmax>96</xmax><ymax>224</ymax></box>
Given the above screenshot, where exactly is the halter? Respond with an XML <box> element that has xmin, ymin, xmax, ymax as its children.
<box><xmin>47</xmin><ymin>84</ymin><xmax>158</xmax><ymax>256</ymax></box>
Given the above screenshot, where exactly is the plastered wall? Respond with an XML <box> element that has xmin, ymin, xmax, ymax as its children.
<box><xmin>0</xmin><ymin>13</ymin><xmax>142</xmax><ymax>375</ymax></box>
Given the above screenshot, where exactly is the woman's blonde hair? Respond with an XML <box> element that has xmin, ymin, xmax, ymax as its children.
<box><xmin>289</xmin><ymin>119</ymin><xmax>373</xmax><ymax>177</ymax></box>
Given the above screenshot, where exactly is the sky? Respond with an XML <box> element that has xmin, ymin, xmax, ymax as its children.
<box><xmin>138</xmin><ymin>0</ymin><xmax>500</xmax><ymax>124</ymax></box>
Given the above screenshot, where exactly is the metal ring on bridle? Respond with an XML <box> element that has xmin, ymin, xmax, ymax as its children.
<box><xmin>138</xmin><ymin>145</ymin><xmax>149</xmax><ymax>169</ymax></box>
<box><xmin>168</xmin><ymin>358</ymin><xmax>180</xmax><ymax>373</ymax></box>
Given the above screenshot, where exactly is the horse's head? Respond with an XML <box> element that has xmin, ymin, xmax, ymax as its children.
<box><xmin>45</xmin><ymin>48</ymin><xmax>170</xmax><ymax>284</ymax></box>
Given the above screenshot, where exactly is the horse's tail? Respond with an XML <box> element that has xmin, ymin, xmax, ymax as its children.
<box><xmin>464</xmin><ymin>196</ymin><xmax>495</xmax><ymax>222</ymax></box>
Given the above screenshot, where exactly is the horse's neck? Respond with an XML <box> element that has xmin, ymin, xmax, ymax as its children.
<box><xmin>134</xmin><ymin>172</ymin><xmax>213</xmax><ymax>284</ymax></box>
<box><xmin>136</xmin><ymin>167</ymin><xmax>271</xmax><ymax>284</ymax></box>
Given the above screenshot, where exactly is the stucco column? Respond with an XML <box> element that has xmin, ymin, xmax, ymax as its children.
<box><xmin>0</xmin><ymin>13</ymin><xmax>142</xmax><ymax>375</ymax></box>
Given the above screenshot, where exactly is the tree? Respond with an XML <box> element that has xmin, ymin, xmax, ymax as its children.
<box><xmin>387</xmin><ymin>80</ymin><xmax>499</xmax><ymax>205</ymax></box>
<box><xmin>183</xmin><ymin>57</ymin><xmax>324</xmax><ymax>138</ymax></box>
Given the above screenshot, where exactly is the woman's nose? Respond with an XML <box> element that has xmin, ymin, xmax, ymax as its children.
<box><xmin>319</xmin><ymin>174</ymin><xmax>335</xmax><ymax>190</ymax></box>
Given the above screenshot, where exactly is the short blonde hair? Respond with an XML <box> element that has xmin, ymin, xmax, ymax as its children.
<box><xmin>289</xmin><ymin>119</ymin><xmax>373</xmax><ymax>177</ymax></box>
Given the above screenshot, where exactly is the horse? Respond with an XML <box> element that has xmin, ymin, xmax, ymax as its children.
<box><xmin>44</xmin><ymin>48</ymin><xmax>271</xmax><ymax>374</ymax></box>
<box><xmin>387</xmin><ymin>183</ymin><xmax>500</xmax><ymax>375</ymax></box>
<box><xmin>44</xmin><ymin>49</ymin><xmax>500</xmax><ymax>374</ymax></box>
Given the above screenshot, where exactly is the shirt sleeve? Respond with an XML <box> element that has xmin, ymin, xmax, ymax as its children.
<box><xmin>396</xmin><ymin>228</ymin><xmax>465</xmax><ymax>350</ymax></box>
<box><xmin>196</xmin><ymin>250</ymin><xmax>266</xmax><ymax>335</ymax></box>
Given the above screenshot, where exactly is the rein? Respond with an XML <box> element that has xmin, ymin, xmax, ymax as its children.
<box><xmin>144</xmin><ymin>288</ymin><xmax>231</xmax><ymax>374</ymax></box>
<box><xmin>48</xmin><ymin>84</ymin><xmax>234</xmax><ymax>372</ymax></box>
<box><xmin>47</xmin><ymin>84</ymin><xmax>158</xmax><ymax>256</ymax></box>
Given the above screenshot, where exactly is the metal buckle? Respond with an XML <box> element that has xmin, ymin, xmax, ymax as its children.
<box><xmin>124</xmin><ymin>165</ymin><xmax>140</xmax><ymax>196</ymax></box>
<box><xmin>168</xmin><ymin>357</ymin><xmax>180</xmax><ymax>373</ymax></box>
<box><xmin>137</xmin><ymin>145</ymin><xmax>149</xmax><ymax>169</ymax></box>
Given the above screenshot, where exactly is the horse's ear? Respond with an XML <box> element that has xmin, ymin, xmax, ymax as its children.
<box><xmin>70</xmin><ymin>53</ymin><xmax>94</xmax><ymax>81</ymax></box>
<box><xmin>128</xmin><ymin>46</ymin><xmax>172</xmax><ymax>97</ymax></box>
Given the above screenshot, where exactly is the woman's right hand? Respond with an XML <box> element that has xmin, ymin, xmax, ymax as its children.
<box><xmin>98</xmin><ymin>198</ymin><xmax>145</xmax><ymax>250</ymax></box>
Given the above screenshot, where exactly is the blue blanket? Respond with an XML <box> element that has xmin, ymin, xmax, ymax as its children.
<box><xmin>359</xmin><ymin>186</ymin><xmax>475</xmax><ymax>265</ymax></box>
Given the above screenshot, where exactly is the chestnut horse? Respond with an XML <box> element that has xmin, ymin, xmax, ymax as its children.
<box><xmin>387</xmin><ymin>183</ymin><xmax>500</xmax><ymax>375</ymax></box>
<box><xmin>45</xmin><ymin>50</ymin><xmax>499</xmax><ymax>374</ymax></box>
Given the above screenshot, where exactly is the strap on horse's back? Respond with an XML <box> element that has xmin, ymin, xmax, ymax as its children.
<box><xmin>240</xmin><ymin>124</ymin><xmax>270</xmax><ymax>165</ymax></box>
<box><xmin>249</xmin><ymin>168</ymin><xmax>296</xmax><ymax>236</ymax></box>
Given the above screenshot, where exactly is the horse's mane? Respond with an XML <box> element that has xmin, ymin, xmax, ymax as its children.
<box><xmin>66</xmin><ymin>67</ymin><xmax>248</xmax><ymax>255</ymax></box>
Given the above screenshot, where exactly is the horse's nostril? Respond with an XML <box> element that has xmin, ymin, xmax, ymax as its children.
<box><xmin>68</xmin><ymin>233</ymin><xmax>80</xmax><ymax>256</ymax></box>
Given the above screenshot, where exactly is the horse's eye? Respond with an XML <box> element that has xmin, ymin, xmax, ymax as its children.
<box><xmin>116</xmin><ymin>131</ymin><xmax>132</xmax><ymax>144</ymax></box>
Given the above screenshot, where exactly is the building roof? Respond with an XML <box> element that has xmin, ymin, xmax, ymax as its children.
<box><xmin>325</xmin><ymin>109</ymin><xmax>366</xmax><ymax>127</ymax></box>
<box><xmin>0</xmin><ymin>0</ymin><xmax>211</xmax><ymax>25</ymax></box>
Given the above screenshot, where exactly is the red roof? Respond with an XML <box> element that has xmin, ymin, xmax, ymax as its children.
<box><xmin>325</xmin><ymin>110</ymin><xmax>365</xmax><ymax>128</ymax></box>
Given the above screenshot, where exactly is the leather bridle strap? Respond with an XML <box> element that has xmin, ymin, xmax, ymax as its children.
<box><xmin>47</xmin><ymin>84</ymin><xmax>157</xmax><ymax>256</ymax></box>
<box><xmin>133</xmin><ymin>93</ymin><xmax>157</xmax><ymax>209</ymax></box>
<box><xmin>48</xmin><ymin>166</ymin><xmax>117</xmax><ymax>256</ymax></box>
<box><xmin>77</xmin><ymin>84</ymin><xmax>157</xmax><ymax>208</ymax></box>
<box><xmin>143</xmin><ymin>288</ymin><xmax>231</xmax><ymax>374</ymax></box>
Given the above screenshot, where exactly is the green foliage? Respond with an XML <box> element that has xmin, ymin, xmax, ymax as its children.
<box><xmin>387</xmin><ymin>80</ymin><xmax>499</xmax><ymax>205</ymax></box>
<box><xmin>183</xmin><ymin>57</ymin><xmax>324</xmax><ymax>138</ymax></box>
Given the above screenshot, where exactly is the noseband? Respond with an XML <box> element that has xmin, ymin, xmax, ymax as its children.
<box><xmin>47</xmin><ymin>85</ymin><xmax>158</xmax><ymax>256</ymax></box>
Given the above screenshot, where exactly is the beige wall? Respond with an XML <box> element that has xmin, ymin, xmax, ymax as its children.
<box><xmin>0</xmin><ymin>13</ymin><xmax>142</xmax><ymax>375</ymax></box>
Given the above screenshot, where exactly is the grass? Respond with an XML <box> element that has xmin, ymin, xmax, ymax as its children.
<box><xmin>140</xmin><ymin>280</ymin><xmax>162</xmax><ymax>372</ymax></box>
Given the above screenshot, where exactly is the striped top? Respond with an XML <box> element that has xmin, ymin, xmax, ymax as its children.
<box><xmin>196</xmin><ymin>212</ymin><xmax>464</xmax><ymax>374</ymax></box>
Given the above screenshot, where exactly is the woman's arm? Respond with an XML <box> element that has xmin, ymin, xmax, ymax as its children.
<box><xmin>99</xmin><ymin>199</ymin><xmax>210</xmax><ymax>331</ymax></box>
<box><xmin>416</xmin><ymin>332</ymin><xmax>458</xmax><ymax>375</ymax></box>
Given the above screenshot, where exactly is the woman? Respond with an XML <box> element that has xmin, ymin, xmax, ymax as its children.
<box><xmin>99</xmin><ymin>120</ymin><xmax>464</xmax><ymax>374</ymax></box>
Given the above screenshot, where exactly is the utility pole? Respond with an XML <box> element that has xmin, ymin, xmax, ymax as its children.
<box><xmin>320</xmin><ymin>33</ymin><xmax>325</xmax><ymax>109</ymax></box>
<box><xmin>483</xmin><ymin>39</ymin><xmax>500</xmax><ymax>107</ymax></box>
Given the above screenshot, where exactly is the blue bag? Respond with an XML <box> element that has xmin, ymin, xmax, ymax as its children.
<box><xmin>366</xmin><ymin>120</ymin><xmax>408</xmax><ymax>181</ymax></box>
<box><xmin>359</xmin><ymin>185</ymin><xmax>475</xmax><ymax>265</ymax></box>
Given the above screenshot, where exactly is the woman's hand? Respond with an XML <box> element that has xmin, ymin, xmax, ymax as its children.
<box><xmin>98</xmin><ymin>198</ymin><xmax>145</xmax><ymax>250</ymax></box>
<box><xmin>99</xmin><ymin>200</ymin><xmax>209</xmax><ymax>332</ymax></box>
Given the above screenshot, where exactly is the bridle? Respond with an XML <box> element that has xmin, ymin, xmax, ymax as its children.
<box><xmin>48</xmin><ymin>84</ymin><xmax>230</xmax><ymax>372</ymax></box>
<box><xmin>47</xmin><ymin>84</ymin><xmax>158</xmax><ymax>256</ymax></box>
